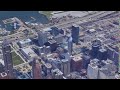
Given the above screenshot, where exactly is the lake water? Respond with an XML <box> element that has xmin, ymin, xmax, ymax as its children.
<box><xmin>0</xmin><ymin>11</ymin><xmax>49</xmax><ymax>31</ymax></box>
<box><xmin>0</xmin><ymin>11</ymin><xmax>49</xmax><ymax>24</ymax></box>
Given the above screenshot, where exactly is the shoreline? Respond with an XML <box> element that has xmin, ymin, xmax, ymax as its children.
<box><xmin>39</xmin><ymin>11</ymin><xmax>53</xmax><ymax>20</ymax></box>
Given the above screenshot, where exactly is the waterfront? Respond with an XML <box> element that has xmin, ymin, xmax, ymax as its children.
<box><xmin>0</xmin><ymin>11</ymin><xmax>49</xmax><ymax>24</ymax></box>
<box><xmin>0</xmin><ymin>11</ymin><xmax>49</xmax><ymax>31</ymax></box>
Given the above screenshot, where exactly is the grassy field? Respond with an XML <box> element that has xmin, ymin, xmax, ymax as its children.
<box><xmin>12</xmin><ymin>51</ymin><xmax>24</xmax><ymax>66</ymax></box>
<box><xmin>39</xmin><ymin>11</ymin><xmax>53</xmax><ymax>19</ymax></box>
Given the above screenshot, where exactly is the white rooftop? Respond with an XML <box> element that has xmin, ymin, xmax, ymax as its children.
<box><xmin>43</xmin><ymin>28</ymin><xmax>52</xmax><ymax>32</ymax></box>
<box><xmin>19</xmin><ymin>39</ymin><xmax>31</xmax><ymax>44</ymax></box>
<box><xmin>21</xmin><ymin>47</ymin><xmax>38</xmax><ymax>58</ymax></box>
<box><xmin>89</xmin><ymin>29</ymin><xmax>96</xmax><ymax>32</ymax></box>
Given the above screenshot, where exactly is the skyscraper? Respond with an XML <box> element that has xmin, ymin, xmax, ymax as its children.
<box><xmin>68</xmin><ymin>36</ymin><xmax>73</xmax><ymax>55</ymax></box>
<box><xmin>61</xmin><ymin>59</ymin><xmax>70</xmax><ymax>76</ymax></box>
<box><xmin>97</xmin><ymin>47</ymin><xmax>107</xmax><ymax>60</ymax></box>
<box><xmin>2</xmin><ymin>39</ymin><xmax>15</xmax><ymax>79</ymax></box>
<box><xmin>71</xmin><ymin>54</ymin><xmax>83</xmax><ymax>72</ymax></box>
<box><xmin>32</xmin><ymin>58</ymin><xmax>42</xmax><ymax>79</ymax></box>
<box><xmin>38</xmin><ymin>31</ymin><xmax>48</xmax><ymax>47</ymax></box>
<box><xmin>91</xmin><ymin>40</ymin><xmax>101</xmax><ymax>59</ymax></box>
<box><xmin>71</xmin><ymin>24</ymin><xmax>80</xmax><ymax>44</ymax></box>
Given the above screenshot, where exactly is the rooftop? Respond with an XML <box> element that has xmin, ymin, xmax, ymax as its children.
<box><xmin>45</xmin><ymin>63</ymin><xmax>52</xmax><ymax>69</ymax></box>
<box><xmin>21</xmin><ymin>47</ymin><xmax>38</xmax><ymax>58</ymax></box>
<box><xmin>72</xmin><ymin>54</ymin><xmax>82</xmax><ymax>62</ymax></box>
<box><xmin>19</xmin><ymin>39</ymin><xmax>31</xmax><ymax>44</ymax></box>
<box><xmin>15</xmin><ymin>63</ymin><xmax>32</xmax><ymax>73</ymax></box>
<box><xmin>43</xmin><ymin>28</ymin><xmax>52</xmax><ymax>32</ymax></box>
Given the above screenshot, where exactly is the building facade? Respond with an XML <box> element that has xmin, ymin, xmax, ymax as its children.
<box><xmin>2</xmin><ymin>39</ymin><xmax>15</xmax><ymax>79</ymax></box>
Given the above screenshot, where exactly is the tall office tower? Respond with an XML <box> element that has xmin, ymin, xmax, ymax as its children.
<box><xmin>82</xmin><ymin>55</ymin><xmax>91</xmax><ymax>69</ymax></box>
<box><xmin>91</xmin><ymin>40</ymin><xmax>101</xmax><ymax>59</ymax></box>
<box><xmin>38</xmin><ymin>31</ymin><xmax>48</xmax><ymax>47</ymax></box>
<box><xmin>97</xmin><ymin>47</ymin><xmax>107</xmax><ymax>61</ymax></box>
<box><xmin>61</xmin><ymin>59</ymin><xmax>70</xmax><ymax>76</ymax></box>
<box><xmin>32</xmin><ymin>58</ymin><xmax>42</xmax><ymax>79</ymax></box>
<box><xmin>71</xmin><ymin>54</ymin><xmax>83</xmax><ymax>72</ymax></box>
<box><xmin>68</xmin><ymin>36</ymin><xmax>73</xmax><ymax>55</ymax></box>
<box><xmin>107</xmin><ymin>46</ymin><xmax>119</xmax><ymax>72</ymax></box>
<box><xmin>2</xmin><ymin>39</ymin><xmax>15</xmax><ymax>79</ymax></box>
<box><xmin>87</xmin><ymin>59</ymin><xmax>99</xmax><ymax>79</ymax></box>
<box><xmin>71</xmin><ymin>24</ymin><xmax>80</xmax><ymax>44</ymax></box>
<box><xmin>107</xmin><ymin>48</ymin><xmax>114</xmax><ymax>60</ymax></box>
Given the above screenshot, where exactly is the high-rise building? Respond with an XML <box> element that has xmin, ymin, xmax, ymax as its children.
<box><xmin>32</xmin><ymin>58</ymin><xmax>42</xmax><ymax>79</ymax></box>
<box><xmin>87</xmin><ymin>59</ymin><xmax>99</xmax><ymax>79</ymax></box>
<box><xmin>71</xmin><ymin>24</ymin><xmax>80</xmax><ymax>44</ymax></box>
<box><xmin>107</xmin><ymin>47</ymin><xmax>119</xmax><ymax>71</ymax></box>
<box><xmin>107</xmin><ymin>48</ymin><xmax>114</xmax><ymax>60</ymax></box>
<box><xmin>68</xmin><ymin>36</ymin><xmax>73</xmax><ymax>55</ymax></box>
<box><xmin>71</xmin><ymin>54</ymin><xmax>83</xmax><ymax>72</ymax></box>
<box><xmin>91</xmin><ymin>40</ymin><xmax>101</xmax><ymax>59</ymax></box>
<box><xmin>2</xmin><ymin>39</ymin><xmax>15</xmax><ymax>79</ymax></box>
<box><xmin>82</xmin><ymin>55</ymin><xmax>91</xmax><ymax>69</ymax></box>
<box><xmin>98</xmin><ymin>60</ymin><xmax>117</xmax><ymax>79</ymax></box>
<box><xmin>38</xmin><ymin>31</ymin><xmax>48</xmax><ymax>46</ymax></box>
<box><xmin>61</xmin><ymin>59</ymin><xmax>70</xmax><ymax>76</ymax></box>
<box><xmin>97</xmin><ymin>47</ymin><xmax>107</xmax><ymax>60</ymax></box>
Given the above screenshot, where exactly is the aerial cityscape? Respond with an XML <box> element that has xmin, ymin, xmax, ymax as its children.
<box><xmin>0</xmin><ymin>11</ymin><xmax>120</xmax><ymax>79</ymax></box>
